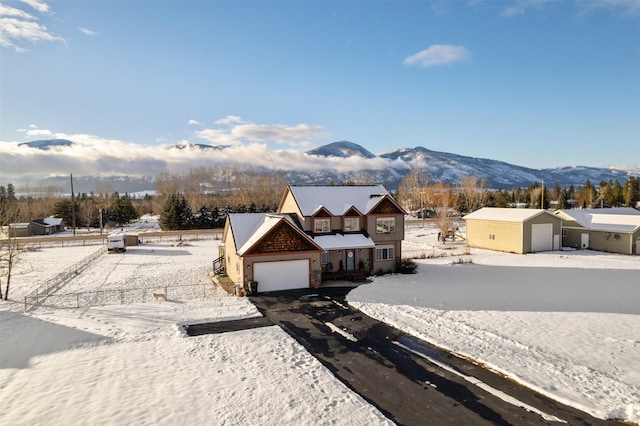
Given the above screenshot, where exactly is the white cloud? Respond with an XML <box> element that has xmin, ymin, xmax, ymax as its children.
<box><xmin>24</xmin><ymin>128</ymin><xmax>53</xmax><ymax>137</ymax></box>
<box><xmin>403</xmin><ymin>44</ymin><xmax>470</xmax><ymax>68</ymax></box>
<box><xmin>18</xmin><ymin>0</ymin><xmax>50</xmax><ymax>14</ymax></box>
<box><xmin>0</xmin><ymin>4</ymin><xmax>36</xmax><ymax>20</ymax></box>
<box><xmin>576</xmin><ymin>0</ymin><xmax>640</xmax><ymax>17</ymax></box>
<box><xmin>0</xmin><ymin>130</ymin><xmax>405</xmax><ymax>180</ymax></box>
<box><xmin>0</xmin><ymin>17</ymin><xmax>62</xmax><ymax>51</ymax></box>
<box><xmin>195</xmin><ymin>118</ymin><xmax>327</xmax><ymax>148</ymax></box>
<box><xmin>79</xmin><ymin>27</ymin><xmax>99</xmax><ymax>36</ymax></box>
<box><xmin>500</xmin><ymin>0</ymin><xmax>553</xmax><ymax>17</ymax></box>
<box><xmin>188</xmin><ymin>119</ymin><xmax>202</xmax><ymax>125</ymax></box>
<box><xmin>0</xmin><ymin>1</ymin><xmax>63</xmax><ymax>52</ymax></box>
<box><xmin>214</xmin><ymin>115</ymin><xmax>244</xmax><ymax>125</ymax></box>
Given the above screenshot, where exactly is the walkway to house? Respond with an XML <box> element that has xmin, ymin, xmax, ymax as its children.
<box><xmin>184</xmin><ymin>316</ymin><xmax>273</xmax><ymax>336</ymax></box>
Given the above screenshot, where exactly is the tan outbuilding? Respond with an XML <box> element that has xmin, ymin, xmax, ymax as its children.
<box><xmin>464</xmin><ymin>208</ymin><xmax>562</xmax><ymax>254</ymax></box>
<box><xmin>554</xmin><ymin>208</ymin><xmax>640</xmax><ymax>255</ymax></box>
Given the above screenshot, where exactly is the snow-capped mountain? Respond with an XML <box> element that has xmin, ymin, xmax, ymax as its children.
<box><xmin>378</xmin><ymin>145</ymin><xmax>631</xmax><ymax>188</ymax></box>
<box><xmin>7</xmin><ymin>139</ymin><xmax>635</xmax><ymax>193</ymax></box>
<box><xmin>306</xmin><ymin>141</ymin><xmax>376</xmax><ymax>158</ymax></box>
<box><xmin>18</xmin><ymin>139</ymin><xmax>74</xmax><ymax>150</ymax></box>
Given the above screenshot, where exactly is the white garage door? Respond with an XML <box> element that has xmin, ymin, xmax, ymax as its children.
<box><xmin>531</xmin><ymin>223</ymin><xmax>553</xmax><ymax>252</ymax></box>
<box><xmin>253</xmin><ymin>260</ymin><xmax>309</xmax><ymax>292</ymax></box>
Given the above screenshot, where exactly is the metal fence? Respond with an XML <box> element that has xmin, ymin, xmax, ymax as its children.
<box><xmin>24</xmin><ymin>246</ymin><xmax>107</xmax><ymax>311</ymax></box>
<box><xmin>25</xmin><ymin>283</ymin><xmax>215</xmax><ymax>310</ymax></box>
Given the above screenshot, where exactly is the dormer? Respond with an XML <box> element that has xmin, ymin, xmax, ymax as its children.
<box><xmin>312</xmin><ymin>206</ymin><xmax>332</xmax><ymax>234</ymax></box>
<box><xmin>342</xmin><ymin>206</ymin><xmax>363</xmax><ymax>232</ymax></box>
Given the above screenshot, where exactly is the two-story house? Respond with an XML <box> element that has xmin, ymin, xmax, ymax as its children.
<box><xmin>220</xmin><ymin>185</ymin><xmax>405</xmax><ymax>293</ymax></box>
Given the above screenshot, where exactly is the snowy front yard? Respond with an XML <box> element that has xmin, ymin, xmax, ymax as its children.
<box><xmin>1</xmin><ymin>221</ymin><xmax>639</xmax><ymax>424</ymax></box>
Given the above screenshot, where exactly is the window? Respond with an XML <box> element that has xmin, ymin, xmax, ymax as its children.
<box><xmin>562</xmin><ymin>229</ymin><xmax>568</xmax><ymax>237</ymax></box>
<box><xmin>314</xmin><ymin>218</ymin><xmax>330</xmax><ymax>233</ymax></box>
<box><xmin>321</xmin><ymin>252</ymin><xmax>329</xmax><ymax>265</ymax></box>
<box><xmin>344</xmin><ymin>217</ymin><xmax>359</xmax><ymax>232</ymax></box>
<box><xmin>376</xmin><ymin>217</ymin><xmax>395</xmax><ymax>233</ymax></box>
<box><xmin>376</xmin><ymin>245</ymin><xmax>394</xmax><ymax>261</ymax></box>
<box><xmin>489</xmin><ymin>234</ymin><xmax>496</xmax><ymax>240</ymax></box>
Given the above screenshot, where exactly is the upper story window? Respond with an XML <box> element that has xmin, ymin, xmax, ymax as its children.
<box><xmin>376</xmin><ymin>217</ymin><xmax>396</xmax><ymax>234</ymax></box>
<box><xmin>314</xmin><ymin>218</ymin><xmax>331</xmax><ymax>233</ymax></box>
<box><xmin>344</xmin><ymin>217</ymin><xmax>359</xmax><ymax>232</ymax></box>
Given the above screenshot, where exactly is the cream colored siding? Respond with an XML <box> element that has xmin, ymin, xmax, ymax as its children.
<box><xmin>278</xmin><ymin>192</ymin><xmax>305</xmax><ymax>227</ymax></box>
<box><xmin>466</xmin><ymin>220</ymin><xmax>524</xmax><ymax>253</ymax></box>
<box><xmin>222</xmin><ymin>223</ymin><xmax>243</xmax><ymax>285</ymax></box>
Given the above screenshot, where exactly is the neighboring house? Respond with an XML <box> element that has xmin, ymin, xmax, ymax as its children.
<box><xmin>554</xmin><ymin>208</ymin><xmax>640</xmax><ymax>255</ymax></box>
<box><xmin>464</xmin><ymin>207</ymin><xmax>562</xmax><ymax>254</ymax></box>
<box><xmin>8</xmin><ymin>222</ymin><xmax>33</xmax><ymax>237</ymax></box>
<box><xmin>220</xmin><ymin>185</ymin><xmax>406</xmax><ymax>292</ymax></box>
<box><xmin>31</xmin><ymin>217</ymin><xmax>66</xmax><ymax>235</ymax></box>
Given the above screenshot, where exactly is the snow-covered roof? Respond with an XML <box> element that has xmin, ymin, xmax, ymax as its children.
<box><xmin>464</xmin><ymin>207</ymin><xmax>554</xmax><ymax>223</ymax></box>
<box><xmin>9</xmin><ymin>223</ymin><xmax>31</xmax><ymax>229</ymax></box>
<box><xmin>229</xmin><ymin>213</ymin><xmax>306</xmax><ymax>255</ymax></box>
<box><xmin>44</xmin><ymin>217</ymin><xmax>64</xmax><ymax>226</ymax></box>
<box><xmin>286</xmin><ymin>185</ymin><xmax>390</xmax><ymax>216</ymax></box>
<box><xmin>557</xmin><ymin>209</ymin><xmax>640</xmax><ymax>233</ymax></box>
<box><xmin>313</xmin><ymin>233</ymin><xmax>376</xmax><ymax>251</ymax></box>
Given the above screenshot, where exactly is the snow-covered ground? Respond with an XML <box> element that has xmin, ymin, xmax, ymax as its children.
<box><xmin>1</xmin><ymin>217</ymin><xmax>639</xmax><ymax>424</ymax></box>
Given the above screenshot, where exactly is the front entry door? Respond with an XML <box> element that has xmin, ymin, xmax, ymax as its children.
<box><xmin>346</xmin><ymin>249</ymin><xmax>356</xmax><ymax>271</ymax></box>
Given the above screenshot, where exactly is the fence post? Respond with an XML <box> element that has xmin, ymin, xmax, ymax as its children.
<box><xmin>76</xmin><ymin>293</ymin><xmax>80</xmax><ymax>309</ymax></box>
<box><xmin>121</xmin><ymin>290</ymin><xmax>124</xmax><ymax>305</ymax></box>
<box><xmin>24</xmin><ymin>297</ymin><xmax>27</xmax><ymax>312</ymax></box>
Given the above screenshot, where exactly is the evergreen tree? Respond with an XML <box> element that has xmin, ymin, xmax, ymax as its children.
<box><xmin>160</xmin><ymin>193</ymin><xmax>192</xmax><ymax>230</ymax></box>
<box><xmin>53</xmin><ymin>199</ymin><xmax>79</xmax><ymax>226</ymax></box>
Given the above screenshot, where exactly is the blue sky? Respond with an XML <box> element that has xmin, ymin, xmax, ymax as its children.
<box><xmin>1</xmin><ymin>0</ymin><xmax>639</xmax><ymax>175</ymax></box>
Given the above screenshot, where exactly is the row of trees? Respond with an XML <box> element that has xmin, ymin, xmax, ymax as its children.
<box><xmin>397</xmin><ymin>170</ymin><xmax>640</xmax><ymax>214</ymax></box>
<box><xmin>396</xmin><ymin>169</ymin><xmax>640</xmax><ymax>240</ymax></box>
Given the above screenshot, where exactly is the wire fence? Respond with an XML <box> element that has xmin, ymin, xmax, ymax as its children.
<box><xmin>25</xmin><ymin>283</ymin><xmax>215</xmax><ymax>311</ymax></box>
<box><xmin>24</xmin><ymin>246</ymin><xmax>107</xmax><ymax>311</ymax></box>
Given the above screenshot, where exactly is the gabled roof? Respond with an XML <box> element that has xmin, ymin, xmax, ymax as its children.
<box><xmin>281</xmin><ymin>185</ymin><xmax>398</xmax><ymax>216</ymax></box>
<box><xmin>464</xmin><ymin>207</ymin><xmax>558</xmax><ymax>223</ymax></box>
<box><xmin>44</xmin><ymin>217</ymin><xmax>64</xmax><ymax>226</ymax></box>
<box><xmin>556</xmin><ymin>209</ymin><xmax>640</xmax><ymax>233</ymax></box>
<box><xmin>228</xmin><ymin>213</ymin><xmax>322</xmax><ymax>255</ymax></box>
<box><xmin>31</xmin><ymin>217</ymin><xmax>63</xmax><ymax>227</ymax></box>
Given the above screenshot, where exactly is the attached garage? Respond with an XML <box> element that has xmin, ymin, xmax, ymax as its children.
<box><xmin>465</xmin><ymin>208</ymin><xmax>562</xmax><ymax>254</ymax></box>
<box><xmin>253</xmin><ymin>260</ymin><xmax>309</xmax><ymax>292</ymax></box>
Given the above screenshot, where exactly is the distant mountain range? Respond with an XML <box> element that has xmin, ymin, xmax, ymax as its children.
<box><xmin>12</xmin><ymin>139</ymin><xmax>636</xmax><ymax>194</ymax></box>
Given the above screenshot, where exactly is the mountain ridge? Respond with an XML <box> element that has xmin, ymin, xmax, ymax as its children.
<box><xmin>10</xmin><ymin>139</ymin><xmax>636</xmax><ymax>193</ymax></box>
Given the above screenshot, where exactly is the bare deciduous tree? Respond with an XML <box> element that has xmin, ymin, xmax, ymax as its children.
<box><xmin>457</xmin><ymin>176</ymin><xmax>486</xmax><ymax>215</ymax></box>
<box><xmin>0</xmin><ymin>205</ymin><xmax>23</xmax><ymax>300</ymax></box>
<box><xmin>430</xmin><ymin>183</ymin><xmax>455</xmax><ymax>243</ymax></box>
<box><xmin>398</xmin><ymin>167</ymin><xmax>430</xmax><ymax>221</ymax></box>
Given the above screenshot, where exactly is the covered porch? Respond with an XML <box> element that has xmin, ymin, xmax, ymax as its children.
<box><xmin>313</xmin><ymin>233</ymin><xmax>375</xmax><ymax>282</ymax></box>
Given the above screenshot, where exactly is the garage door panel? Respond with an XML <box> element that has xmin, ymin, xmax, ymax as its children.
<box><xmin>254</xmin><ymin>260</ymin><xmax>309</xmax><ymax>292</ymax></box>
<box><xmin>531</xmin><ymin>223</ymin><xmax>553</xmax><ymax>252</ymax></box>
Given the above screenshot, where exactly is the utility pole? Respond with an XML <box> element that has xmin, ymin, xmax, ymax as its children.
<box><xmin>70</xmin><ymin>173</ymin><xmax>77</xmax><ymax>236</ymax></box>
<box><xmin>541</xmin><ymin>180</ymin><xmax>544</xmax><ymax>210</ymax></box>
